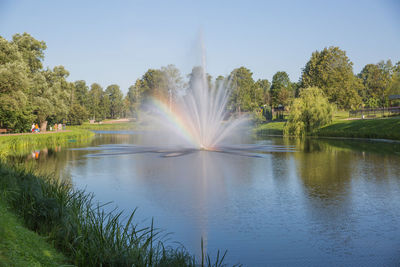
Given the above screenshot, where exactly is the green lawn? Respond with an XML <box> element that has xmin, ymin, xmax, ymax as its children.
<box><xmin>254</xmin><ymin>116</ymin><xmax>400</xmax><ymax>140</ymax></box>
<box><xmin>72</xmin><ymin>122</ymin><xmax>136</xmax><ymax>131</ymax></box>
<box><xmin>0</xmin><ymin>200</ymin><xmax>67</xmax><ymax>267</ymax></box>
<box><xmin>254</xmin><ymin>121</ymin><xmax>285</xmax><ymax>136</ymax></box>
<box><xmin>317</xmin><ymin>117</ymin><xmax>400</xmax><ymax>140</ymax></box>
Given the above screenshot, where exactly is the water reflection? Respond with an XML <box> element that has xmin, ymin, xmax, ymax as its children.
<box><xmin>6</xmin><ymin>132</ymin><xmax>400</xmax><ymax>266</ymax></box>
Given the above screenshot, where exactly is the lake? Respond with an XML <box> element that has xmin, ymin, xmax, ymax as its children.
<box><xmin>9</xmin><ymin>131</ymin><xmax>400</xmax><ymax>266</ymax></box>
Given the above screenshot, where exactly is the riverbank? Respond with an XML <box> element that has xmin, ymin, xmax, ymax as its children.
<box><xmin>0</xmin><ymin>163</ymin><xmax>228</xmax><ymax>266</ymax></box>
<box><xmin>255</xmin><ymin>116</ymin><xmax>400</xmax><ymax>141</ymax></box>
<box><xmin>0</xmin><ymin>199</ymin><xmax>67</xmax><ymax>266</ymax></box>
<box><xmin>316</xmin><ymin>117</ymin><xmax>400</xmax><ymax>140</ymax></box>
<box><xmin>0</xmin><ymin>129</ymin><xmax>94</xmax><ymax>159</ymax></box>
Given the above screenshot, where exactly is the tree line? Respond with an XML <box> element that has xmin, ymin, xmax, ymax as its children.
<box><xmin>1</xmin><ymin>33</ymin><xmax>399</xmax><ymax>133</ymax></box>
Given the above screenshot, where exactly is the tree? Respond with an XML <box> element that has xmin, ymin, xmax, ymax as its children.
<box><xmin>38</xmin><ymin>66</ymin><xmax>72</xmax><ymax>129</ymax></box>
<box><xmin>11</xmin><ymin>32</ymin><xmax>47</xmax><ymax>73</ymax></box>
<box><xmin>227</xmin><ymin>67</ymin><xmax>256</xmax><ymax>112</ymax></box>
<box><xmin>126</xmin><ymin>80</ymin><xmax>142</xmax><ymax>118</ymax></box>
<box><xmin>358</xmin><ymin>61</ymin><xmax>393</xmax><ymax>107</ymax></box>
<box><xmin>88</xmin><ymin>83</ymin><xmax>104</xmax><ymax>120</ymax></box>
<box><xmin>187</xmin><ymin>66</ymin><xmax>212</xmax><ymax>92</ymax></box>
<box><xmin>270</xmin><ymin>71</ymin><xmax>292</xmax><ymax>107</ymax></box>
<box><xmin>387</xmin><ymin>62</ymin><xmax>400</xmax><ymax>106</ymax></box>
<box><xmin>139</xmin><ymin>69</ymin><xmax>168</xmax><ymax>100</ymax></box>
<box><xmin>301</xmin><ymin>46</ymin><xmax>361</xmax><ymax>109</ymax></box>
<box><xmin>100</xmin><ymin>92</ymin><xmax>111</xmax><ymax>119</ymax></box>
<box><xmin>0</xmin><ymin>36</ymin><xmax>23</xmax><ymax>65</ymax></box>
<box><xmin>255</xmin><ymin>79</ymin><xmax>271</xmax><ymax>105</ymax></box>
<box><xmin>105</xmin><ymin>84</ymin><xmax>124</xmax><ymax>119</ymax></box>
<box><xmin>161</xmin><ymin>64</ymin><xmax>183</xmax><ymax>108</ymax></box>
<box><xmin>0</xmin><ymin>90</ymin><xmax>33</xmax><ymax>132</ymax></box>
<box><xmin>284</xmin><ymin>87</ymin><xmax>334</xmax><ymax>136</ymax></box>
<box><xmin>215</xmin><ymin>75</ymin><xmax>226</xmax><ymax>89</ymax></box>
<box><xmin>67</xmin><ymin>103</ymin><xmax>88</xmax><ymax>125</ymax></box>
<box><xmin>74</xmin><ymin>80</ymin><xmax>89</xmax><ymax>107</ymax></box>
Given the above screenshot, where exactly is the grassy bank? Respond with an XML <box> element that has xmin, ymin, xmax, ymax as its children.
<box><xmin>0</xmin><ymin>129</ymin><xmax>94</xmax><ymax>159</ymax></box>
<box><xmin>254</xmin><ymin>121</ymin><xmax>285</xmax><ymax>136</ymax></box>
<box><xmin>0</xmin><ymin>199</ymin><xmax>67</xmax><ymax>267</ymax></box>
<box><xmin>255</xmin><ymin>117</ymin><xmax>400</xmax><ymax>141</ymax></box>
<box><xmin>316</xmin><ymin>117</ymin><xmax>400</xmax><ymax>140</ymax></box>
<box><xmin>0</xmin><ymin>164</ymin><xmax>231</xmax><ymax>266</ymax></box>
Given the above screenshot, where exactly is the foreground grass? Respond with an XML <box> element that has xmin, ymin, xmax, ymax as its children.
<box><xmin>0</xmin><ymin>164</ymin><xmax>233</xmax><ymax>267</ymax></box>
<box><xmin>317</xmin><ymin>117</ymin><xmax>400</xmax><ymax>140</ymax></box>
<box><xmin>0</xmin><ymin>199</ymin><xmax>67</xmax><ymax>267</ymax></box>
<box><xmin>0</xmin><ymin>129</ymin><xmax>94</xmax><ymax>159</ymax></box>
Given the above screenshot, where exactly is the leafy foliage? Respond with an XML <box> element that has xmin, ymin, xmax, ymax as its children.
<box><xmin>284</xmin><ymin>87</ymin><xmax>334</xmax><ymax>136</ymax></box>
<box><xmin>301</xmin><ymin>46</ymin><xmax>361</xmax><ymax>109</ymax></box>
<box><xmin>270</xmin><ymin>71</ymin><xmax>292</xmax><ymax>107</ymax></box>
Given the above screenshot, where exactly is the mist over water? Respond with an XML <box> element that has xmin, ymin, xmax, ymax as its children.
<box><xmin>141</xmin><ymin>44</ymin><xmax>249</xmax><ymax>150</ymax></box>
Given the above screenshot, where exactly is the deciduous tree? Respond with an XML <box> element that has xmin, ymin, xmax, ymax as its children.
<box><xmin>301</xmin><ymin>46</ymin><xmax>361</xmax><ymax>109</ymax></box>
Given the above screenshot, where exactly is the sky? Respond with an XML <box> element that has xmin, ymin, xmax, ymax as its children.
<box><xmin>1</xmin><ymin>0</ymin><xmax>399</xmax><ymax>93</ymax></box>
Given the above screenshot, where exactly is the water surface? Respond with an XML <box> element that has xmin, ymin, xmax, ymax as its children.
<box><xmin>10</xmin><ymin>131</ymin><xmax>400</xmax><ymax>266</ymax></box>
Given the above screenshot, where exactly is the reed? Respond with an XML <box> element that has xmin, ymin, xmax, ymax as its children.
<box><xmin>0</xmin><ymin>129</ymin><xmax>94</xmax><ymax>160</ymax></box>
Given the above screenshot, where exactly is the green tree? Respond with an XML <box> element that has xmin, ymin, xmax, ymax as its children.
<box><xmin>284</xmin><ymin>87</ymin><xmax>334</xmax><ymax>136</ymax></box>
<box><xmin>39</xmin><ymin>66</ymin><xmax>72</xmax><ymax>128</ymax></box>
<box><xmin>0</xmin><ymin>91</ymin><xmax>33</xmax><ymax>132</ymax></box>
<box><xmin>139</xmin><ymin>69</ymin><xmax>168</xmax><ymax>100</ymax></box>
<box><xmin>301</xmin><ymin>46</ymin><xmax>361</xmax><ymax>109</ymax></box>
<box><xmin>0</xmin><ymin>36</ymin><xmax>23</xmax><ymax>65</ymax></box>
<box><xmin>0</xmin><ymin>37</ymin><xmax>33</xmax><ymax>131</ymax></box>
<box><xmin>126</xmin><ymin>80</ymin><xmax>142</xmax><ymax>118</ymax></box>
<box><xmin>67</xmin><ymin>103</ymin><xmax>88</xmax><ymax>125</ymax></box>
<box><xmin>88</xmin><ymin>83</ymin><xmax>104</xmax><ymax>120</ymax></box>
<box><xmin>11</xmin><ymin>32</ymin><xmax>47</xmax><ymax>73</ymax></box>
<box><xmin>74</xmin><ymin>80</ymin><xmax>89</xmax><ymax>107</ymax></box>
<box><xmin>270</xmin><ymin>71</ymin><xmax>292</xmax><ymax>107</ymax></box>
<box><xmin>228</xmin><ymin>67</ymin><xmax>256</xmax><ymax>112</ymax></box>
<box><xmin>215</xmin><ymin>75</ymin><xmax>226</xmax><ymax>89</ymax></box>
<box><xmin>105</xmin><ymin>84</ymin><xmax>124</xmax><ymax>119</ymax></box>
<box><xmin>255</xmin><ymin>79</ymin><xmax>271</xmax><ymax>105</ymax></box>
<box><xmin>101</xmin><ymin>93</ymin><xmax>111</xmax><ymax>119</ymax></box>
<box><xmin>358</xmin><ymin>61</ymin><xmax>393</xmax><ymax>107</ymax></box>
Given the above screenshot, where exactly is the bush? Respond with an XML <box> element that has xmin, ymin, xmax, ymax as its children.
<box><xmin>284</xmin><ymin>87</ymin><xmax>334</xmax><ymax>136</ymax></box>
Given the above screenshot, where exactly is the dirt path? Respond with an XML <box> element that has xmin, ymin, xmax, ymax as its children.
<box><xmin>0</xmin><ymin>130</ymin><xmax>70</xmax><ymax>136</ymax></box>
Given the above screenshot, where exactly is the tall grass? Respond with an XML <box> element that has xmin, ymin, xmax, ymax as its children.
<box><xmin>0</xmin><ymin>164</ymin><xmax>237</xmax><ymax>266</ymax></box>
<box><xmin>0</xmin><ymin>129</ymin><xmax>94</xmax><ymax>160</ymax></box>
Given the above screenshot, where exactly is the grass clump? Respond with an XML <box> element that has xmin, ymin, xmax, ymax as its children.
<box><xmin>0</xmin><ymin>129</ymin><xmax>94</xmax><ymax>160</ymax></box>
<box><xmin>0</xmin><ymin>163</ymin><xmax>236</xmax><ymax>266</ymax></box>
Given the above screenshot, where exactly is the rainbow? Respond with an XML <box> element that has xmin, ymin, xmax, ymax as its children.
<box><xmin>149</xmin><ymin>97</ymin><xmax>200</xmax><ymax>148</ymax></box>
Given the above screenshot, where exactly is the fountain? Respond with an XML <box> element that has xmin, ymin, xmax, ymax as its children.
<box><xmin>77</xmin><ymin>45</ymin><xmax>296</xmax><ymax>158</ymax></box>
<box><xmin>143</xmin><ymin>63</ymin><xmax>248</xmax><ymax>151</ymax></box>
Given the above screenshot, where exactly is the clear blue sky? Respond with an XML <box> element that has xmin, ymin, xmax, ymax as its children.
<box><xmin>1</xmin><ymin>0</ymin><xmax>399</xmax><ymax>93</ymax></box>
